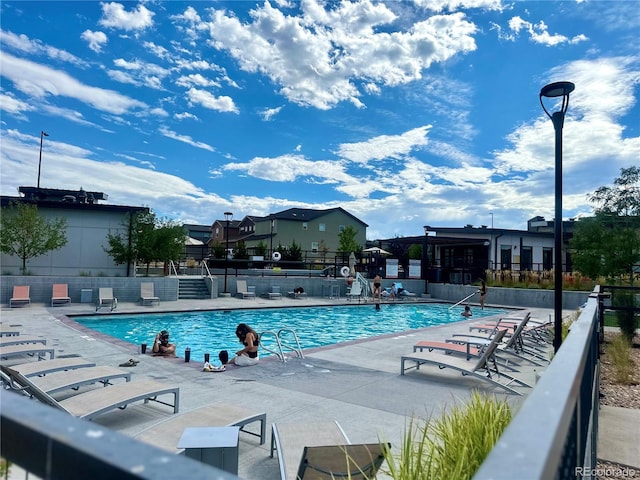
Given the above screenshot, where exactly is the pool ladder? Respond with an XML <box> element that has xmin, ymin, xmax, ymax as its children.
<box><xmin>259</xmin><ymin>328</ymin><xmax>304</xmax><ymax>362</ymax></box>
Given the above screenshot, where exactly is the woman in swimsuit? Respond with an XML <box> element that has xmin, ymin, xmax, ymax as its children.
<box><xmin>373</xmin><ymin>274</ymin><xmax>382</xmax><ymax>301</ymax></box>
<box><xmin>226</xmin><ymin>323</ymin><xmax>260</xmax><ymax>366</ymax></box>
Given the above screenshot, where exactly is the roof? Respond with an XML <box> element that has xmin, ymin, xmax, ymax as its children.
<box><xmin>266</xmin><ymin>207</ymin><xmax>368</xmax><ymax>227</ymax></box>
<box><xmin>1</xmin><ymin>195</ymin><xmax>148</xmax><ymax>215</ymax></box>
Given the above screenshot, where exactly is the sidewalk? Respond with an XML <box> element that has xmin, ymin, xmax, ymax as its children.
<box><xmin>598</xmin><ymin>405</ymin><xmax>640</xmax><ymax>468</ymax></box>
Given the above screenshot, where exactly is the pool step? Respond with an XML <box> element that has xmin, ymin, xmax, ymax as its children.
<box><xmin>178</xmin><ymin>278</ymin><xmax>209</xmax><ymax>299</ymax></box>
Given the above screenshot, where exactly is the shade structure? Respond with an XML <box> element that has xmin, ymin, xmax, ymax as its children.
<box><xmin>362</xmin><ymin>247</ymin><xmax>392</xmax><ymax>256</ymax></box>
<box><xmin>185</xmin><ymin>237</ymin><xmax>204</xmax><ymax>246</ymax></box>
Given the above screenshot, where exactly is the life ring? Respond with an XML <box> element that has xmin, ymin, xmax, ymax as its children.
<box><xmin>340</xmin><ymin>266</ymin><xmax>350</xmax><ymax>277</ymax></box>
<box><xmin>272</xmin><ymin>251</ymin><xmax>282</xmax><ymax>262</ymax></box>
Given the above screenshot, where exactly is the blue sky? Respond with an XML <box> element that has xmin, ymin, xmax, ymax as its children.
<box><xmin>1</xmin><ymin>1</ymin><xmax>638</xmax><ymax>240</ymax></box>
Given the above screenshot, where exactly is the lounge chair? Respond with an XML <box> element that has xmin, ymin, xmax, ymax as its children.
<box><xmin>288</xmin><ymin>289</ymin><xmax>308</xmax><ymax>299</ymax></box>
<box><xmin>0</xmin><ymin>344</ymin><xmax>55</xmax><ymax>361</ymax></box>
<box><xmin>415</xmin><ymin>313</ymin><xmax>548</xmax><ymax>367</ymax></box>
<box><xmin>9</xmin><ymin>286</ymin><xmax>30</xmax><ymax>308</ymax></box>
<box><xmin>135</xmin><ymin>403</ymin><xmax>267</xmax><ymax>451</ymax></box>
<box><xmin>9</xmin><ymin>357</ymin><xmax>96</xmax><ymax>377</ymax></box>
<box><xmin>1</xmin><ymin>365</ymin><xmax>179</xmax><ymax>420</ymax></box>
<box><xmin>96</xmin><ymin>287</ymin><xmax>117</xmax><ymax>311</ymax></box>
<box><xmin>3</xmin><ymin>365</ymin><xmax>131</xmax><ymax>395</ymax></box>
<box><xmin>51</xmin><ymin>283</ymin><xmax>71</xmax><ymax>306</ymax></box>
<box><xmin>0</xmin><ymin>336</ymin><xmax>47</xmax><ymax>347</ymax></box>
<box><xmin>270</xmin><ymin>421</ymin><xmax>389</xmax><ymax>480</ymax></box>
<box><xmin>401</xmin><ymin>329</ymin><xmax>532</xmax><ymax>395</ymax></box>
<box><xmin>236</xmin><ymin>280</ymin><xmax>256</xmax><ymax>299</ymax></box>
<box><xmin>268</xmin><ymin>285</ymin><xmax>283</xmax><ymax>300</ymax></box>
<box><xmin>140</xmin><ymin>282</ymin><xmax>160</xmax><ymax>306</ymax></box>
<box><xmin>395</xmin><ymin>282</ymin><xmax>416</xmax><ymax>299</ymax></box>
<box><xmin>346</xmin><ymin>282</ymin><xmax>362</xmax><ymax>302</ymax></box>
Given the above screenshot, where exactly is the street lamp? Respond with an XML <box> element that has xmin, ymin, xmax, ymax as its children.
<box><xmin>540</xmin><ymin>81</ymin><xmax>575</xmax><ymax>353</ymax></box>
<box><xmin>37</xmin><ymin>131</ymin><xmax>49</xmax><ymax>189</ymax></box>
<box><xmin>223</xmin><ymin>211</ymin><xmax>233</xmax><ymax>295</ymax></box>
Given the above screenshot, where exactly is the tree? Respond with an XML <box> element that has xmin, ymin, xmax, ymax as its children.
<box><xmin>0</xmin><ymin>202</ymin><xmax>68</xmax><ymax>274</ymax></box>
<box><xmin>337</xmin><ymin>226</ymin><xmax>360</xmax><ymax>254</ymax></box>
<box><xmin>255</xmin><ymin>241</ymin><xmax>267</xmax><ymax>257</ymax></box>
<box><xmin>570</xmin><ymin>167</ymin><xmax>640</xmax><ymax>285</ymax></box>
<box><xmin>104</xmin><ymin>211</ymin><xmax>186</xmax><ymax>276</ymax></box>
<box><xmin>234</xmin><ymin>240</ymin><xmax>248</xmax><ymax>259</ymax></box>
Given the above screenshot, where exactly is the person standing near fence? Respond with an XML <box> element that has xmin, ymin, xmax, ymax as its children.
<box><xmin>479</xmin><ymin>280</ymin><xmax>487</xmax><ymax>309</ymax></box>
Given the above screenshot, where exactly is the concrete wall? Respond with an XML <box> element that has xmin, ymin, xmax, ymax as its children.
<box><xmin>1</xmin><ymin>276</ymin><xmax>179</xmax><ymax>305</ymax></box>
<box><xmin>1</xmin><ymin>208</ymin><xmax>131</xmax><ymax>277</ymax></box>
<box><xmin>427</xmin><ymin>283</ymin><xmax>590</xmax><ymax>310</ymax></box>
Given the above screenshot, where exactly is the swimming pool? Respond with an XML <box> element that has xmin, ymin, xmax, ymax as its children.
<box><xmin>76</xmin><ymin>303</ymin><xmax>508</xmax><ymax>363</ymax></box>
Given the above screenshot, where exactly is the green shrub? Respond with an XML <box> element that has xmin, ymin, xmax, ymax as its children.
<box><xmin>383</xmin><ymin>392</ymin><xmax>512</xmax><ymax>480</ymax></box>
<box><xmin>608</xmin><ymin>334</ymin><xmax>635</xmax><ymax>385</ymax></box>
<box><xmin>612</xmin><ymin>290</ymin><xmax>638</xmax><ymax>342</ymax></box>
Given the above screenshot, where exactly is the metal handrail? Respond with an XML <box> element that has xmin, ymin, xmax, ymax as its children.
<box><xmin>200</xmin><ymin>260</ymin><xmax>213</xmax><ymax>280</ymax></box>
<box><xmin>258</xmin><ymin>328</ymin><xmax>304</xmax><ymax>362</ymax></box>
<box><xmin>258</xmin><ymin>330</ymin><xmax>285</xmax><ymax>362</ymax></box>
<box><xmin>277</xmin><ymin>328</ymin><xmax>304</xmax><ymax>359</ymax></box>
<box><xmin>168</xmin><ymin>260</ymin><xmax>179</xmax><ymax>277</ymax></box>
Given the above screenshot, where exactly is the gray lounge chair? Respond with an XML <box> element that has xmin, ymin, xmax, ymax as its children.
<box><xmin>1</xmin><ymin>365</ymin><xmax>179</xmax><ymax>420</ymax></box>
<box><xmin>270</xmin><ymin>420</ymin><xmax>389</xmax><ymax>480</ymax></box>
<box><xmin>401</xmin><ymin>329</ymin><xmax>532</xmax><ymax>395</ymax></box>
<box><xmin>0</xmin><ymin>336</ymin><xmax>47</xmax><ymax>347</ymax></box>
<box><xmin>236</xmin><ymin>280</ymin><xmax>256</xmax><ymax>299</ymax></box>
<box><xmin>135</xmin><ymin>403</ymin><xmax>267</xmax><ymax>451</ymax></box>
<box><xmin>25</xmin><ymin>365</ymin><xmax>132</xmax><ymax>395</ymax></box>
<box><xmin>268</xmin><ymin>285</ymin><xmax>283</xmax><ymax>299</ymax></box>
<box><xmin>96</xmin><ymin>287</ymin><xmax>117</xmax><ymax>312</ymax></box>
<box><xmin>140</xmin><ymin>282</ymin><xmax>160</xmax><ymax>306</ymax></box>
<box><xmin>0</xmin><ymin>344</ymin><xmax>55</xmax><ymax>361</ymax></box>
<box><xmin>9</xmin><ymin>357</ymin><xmax>96</xmax><ymax>377</ymax></box>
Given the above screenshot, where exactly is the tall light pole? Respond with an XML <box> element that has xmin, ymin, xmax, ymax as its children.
<box><xmin>37</xmin><ymin>131</ymin><xmax>49</xmax><ymax>189</ymax></box>
<box><xmin>270</xmin><ymin>218</ymin><xmax>274</xmax><ymax>262</ymax></box>
<box><xmin>223</xmin><ymin>211</ymin><xmax>233</xmax><ymax>295</ymax></box>
<box><xmin>540</xmin><ymin>81</ymin><xmax>575</xmax><ymax>353</ymax></box>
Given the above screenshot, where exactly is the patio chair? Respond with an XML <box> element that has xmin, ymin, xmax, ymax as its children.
<box><xmin>9</xmin><ymin>357</ymin><xmax>96</xmax><ymax>377</ymax></box>
<box><xmin>0</xmin><ymin>324</ymin><xmax>21</xmax><ymax>337</ymax></box>
<box><xmin>270</xmin><ymin>420</ymin><xmax>389</xmax><ymax>480</ymax></box>
<box><xmin>51</xmin><ymin>283</ymin><xmax>71</xmax><ymax>306</ymax></box>
<box><xmin>0</xmin><ymin>344</ymin><xmax>55</xmax><ymax>361</ymax></box>
<box><xmin>135</xmin><ymin>403</ymin><xmax>267</xmax><ymax>451</ymax></box>
<box><xmin>3</xmin><ymin>365</ymin><xmax>131</xmax><ymax>395</ymax></box>
<box><xmin>139</xmin><ymin>282</ymin><xmax>160</xmax><ymax>306</ymax></box>
<box><xmin>236</xmin><ymin>280</ymin><xmax>256</xmax><ymax>299</ymax></box>
<box><xmin>268</xmin><ymin>285</ymin><xmax>283</xmax><ymax>300</ymax></box>
<box><xmin>9</xmin><ymin>286</ymin><xmax>30</xmax><ymax>308</ymax></box>
<box><xmin>0</xmin><ymin>336</ymin><xmax>47</xmax><ymax>347</ymax></box>
<box><xmin>346</xmin><ymin>281</ymin><xmax>362</xmax><ymax>302</ymax></box>
<box><xmin>401</xmin><ymin>329</ymin><xmax>532</xmax><ymax>395</ymax></box>
<box><xmin>0</xmin><ymin>365</ymin><xmax>179</xmax><ymax>421</ymax></box>
<box><xmin>96</xmin><ymin>288</ymin><xmax>117</xmax><ymax>312</ymax></box>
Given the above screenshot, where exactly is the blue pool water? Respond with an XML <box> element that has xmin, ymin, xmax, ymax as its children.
<box><xmin>76</xmin><ymin>303</ymin><xmax>508</xmax><ymax>363</ymax></box>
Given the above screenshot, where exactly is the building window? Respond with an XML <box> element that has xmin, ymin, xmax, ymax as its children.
<box><xmin>338</xmin><ymin>225</ymin><xmax>345</xmax><ymax>232</ymax></box>
<box><xmin>521</xmin><ymin>247</ymin><xmax>533</xmax><ymax>271</ymax></box>
<box><xmin>311</xmin><ymin>242</ymin><xmax>319</xmax><ymax>253</ymax></box>
<box><xmin>500</xmin><ymin>246</ymin><xmax>511</xmax><ymax>270</ymax></box>
<box><xmin>543</xmin><ymin>247</ymin><xmax>553</xmax><ymax>271</ymax></box>
<box><xmin>319</xmin><ymin>223</ymin><xmax>326</xmax><ymax>232</ymax></box>
<box><xmin>303</xmin><ymin>222</ymin><xmax>308</xmax><ymax>230</ymax></box>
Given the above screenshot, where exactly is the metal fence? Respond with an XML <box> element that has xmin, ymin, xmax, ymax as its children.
<box><xmin>473</xmin><ymin>286</ymin><xmax>602</xmax><ymax>479</ymax></box>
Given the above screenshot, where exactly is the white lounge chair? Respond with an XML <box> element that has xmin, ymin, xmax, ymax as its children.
<box><xmin>96</xmin><ymin>288</ymin><xmax>117</xmax><ymax>311</ymax></box>
<box><xmin>236</xmin><ymin>280</ymin><xmax>256</xmax><ymax>299</ymax></box>
<box><xmin>401</xmin><ymin>329</ymin><xmax>532</xmax><ymax>395</ymax></box>
<box><xmin>270</xmin><ymin>420</ymin><xmax>389</xmax><ymax>480</ymax></box>
<box><xmin>140</xmin><ymin>282</ymin><xmax>160</xmax><ymax>306</ymax></box>
<box><xmin>135</xmin><ymin>403</ymin><xmax>267</xmax><ymax>451</ymax></box>
<box><xmin>9</xmin><ymin>286</ymin><xmax>30</xmax><ymax>308</ymax></box>
<box><xmin>51</xmin><ymin>283</ymin><xmax>71</xmax><ymax>306</ymax></box>
<box><xmin>1</xmin><ymin>366</ymin><xmax>179</xmax><ymax>421</ymax></box>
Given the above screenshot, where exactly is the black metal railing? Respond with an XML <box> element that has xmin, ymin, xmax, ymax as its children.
<box><xmin>473</xmin><ymin>286</ymin><xmax>601</xmax><ymax>479</ymax></box>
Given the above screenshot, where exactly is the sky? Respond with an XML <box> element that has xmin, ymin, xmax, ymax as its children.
<box><xmin>1</xmin><ymin>1</ymin><xmax>639</xmax><ymax>240</ymax></box>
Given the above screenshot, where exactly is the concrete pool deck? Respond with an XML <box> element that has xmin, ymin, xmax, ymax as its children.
<box><xmin>2</xmin><ymin>296</ymin><xmax>626</xmax><ymax>478</ymax></box>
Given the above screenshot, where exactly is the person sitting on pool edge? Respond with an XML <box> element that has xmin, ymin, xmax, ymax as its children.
<box><xmin>152</xmin><ymin>330</ymin><xmax>176</xmax><ymax>356</ymax></box>
<box><xmin>223</xmin><ymin>323</ymin><xmax>259</xmax><ymax>366</ymax></box>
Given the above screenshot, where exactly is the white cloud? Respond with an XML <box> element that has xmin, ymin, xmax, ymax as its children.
<box><xmin>99</xmin><ymin>2</ymin><xmax>155</xmax><ymax>31</ymax></box>
<box><xmin>158</xmin><ymin>126</ymin><xmax>215</xmax><ymax>152</ymax></box>
<box><xmin>186</xmin><ymin>88</ymin><xmax>239</xmax><ymax>114</ymax></box>
<box><xmin>337</xmin><ymin>126</ymin><xmax>432</xmax><ymax>164</ymax></box>
<box><xmin>507</xmin><ymin>16</ymin><xmax>588</xmax><ymax>46</ymax></box>
<box><xmin>0</xmin><ymin>53</ymin><xmax>147</xmax><ymax>115</ymax></box>
<box><xmin>260</xmin><ymin>106</ymin><xmax>283</xmax><ymax>121</ymax></box>
<box><xmin>81</xmin><ymin>30</ymin><xmax>108</xmax><ymax>53</ymax></box>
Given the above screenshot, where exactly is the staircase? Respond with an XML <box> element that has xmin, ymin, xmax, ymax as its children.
<box><xmin>178</xmin><ymin>278</ymin><xmax>209</xmax><ymax>300</ymax></box>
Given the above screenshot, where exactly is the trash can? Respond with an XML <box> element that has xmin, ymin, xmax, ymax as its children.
<box><xmin>80</xmin><ymin>289</ymin><xmax>93</xmax><ymax>304</ymax></box>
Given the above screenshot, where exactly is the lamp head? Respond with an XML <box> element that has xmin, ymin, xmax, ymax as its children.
<box><xmin>224</xmin><ymin>211</ymin><xmax>233</xmax><ymax>221</ymax></box>
<box><xmin>539</xmin><ymin>81</ymin><xmax>575</xmax><ymax>119</ymax></box>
